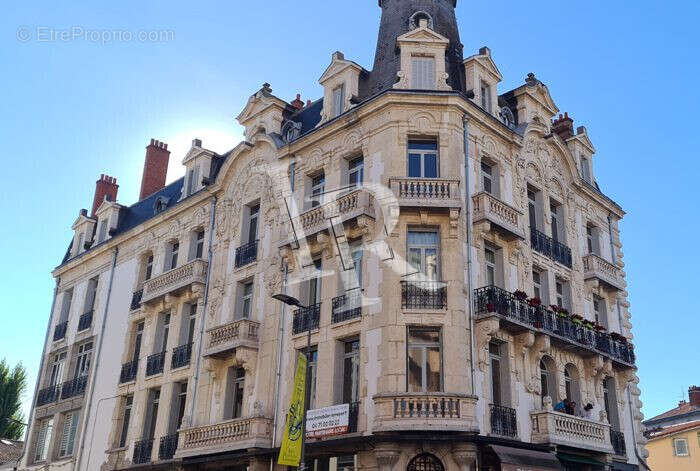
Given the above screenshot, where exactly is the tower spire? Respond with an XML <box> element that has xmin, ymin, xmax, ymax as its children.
<box><xmin>362</xmin><ymin>0</ymin><xmax>464</xmax><ymax>98</ymax></box>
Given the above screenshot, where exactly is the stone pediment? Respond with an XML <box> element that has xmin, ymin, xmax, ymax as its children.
<box><xmin>319</xmin><ymin>53</ymin><xmax>364</xmax><ymax>84</ymax></box>
<box><xmin>71</xmin><ymin>212</ymin><xmax>95</xmax><ymax>230</ymax></box>
<box><xmin>397</xmin><ymin>25</ymin><xmax>449</xmax><ymax>45</ymax></box>
<box><xmin>569</xmin><ymin>129</ymin><xmax>596</xmax><ymax>153</ymax></box>
<box><xmin>182</xmin><ymin>144</ymin><xmax>216</xmax><ymax>165</ymax></box>
<box><xmin>236</xmin><ymin>85</ymin><xmax>290</xmax><ymax>126</ymax></box>
<box><xmin>472</xmin><ymin>54</ymin><xmax>503</xmax><ymax>81</ymax></box>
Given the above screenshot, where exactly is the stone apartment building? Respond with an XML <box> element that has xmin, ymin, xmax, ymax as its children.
<box><xmin>21</xmin><ymin>1</ymin><xmax>648</xmax><ymax>471</ymax></box>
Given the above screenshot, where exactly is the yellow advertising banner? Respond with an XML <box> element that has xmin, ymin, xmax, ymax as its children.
<box><xmin>278</xmin><ymin>352</ymin><xmax>307</xmax><ymax>467</ymax></box>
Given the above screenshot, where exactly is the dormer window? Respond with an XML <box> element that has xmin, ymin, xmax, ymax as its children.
<box><xmin>97</xmin><ymin>220</ymin><xmax>108</xmax><ymax>243</ymax></box>
<box><xmin>499</xmin><ymin>107</ymin><xmax>515</xmax><ymax>128</ymax></box>
<box><xmin>75</xmin><ymin>233</ymin><xmax>84</xmax><ymax>255</ymax></box>
<box><xmin>580</xmin><ymin>155</ymin><xmax>591</xmax><ymax>183</ymax></box>
<box><xmin>332</xmin><ymin>85</ymin><xmax>345</xmax><ymax>118</ymax></box>
<box><xmin>411</xmin><ymin>56</ymin><xmax>436</xmax><ymax>89</ymax></box>
<box><xmin>154</xmin><ymin>196</ymin><xmax>169</xmax><ymax>214</ymax></box>
<box><xmin>186</xmin><ymin>165</ymin><xmax>200</xmax><ymax>197</ymax></box>
<box><xmin>282</xmin><ymin>121</ymin><xmax>301</xmax><ymax>143</ymax></box>
<box><xmin>480</xmin><ymin>81</ymin><xmax>492</xmax><ymax>113</ymax></box>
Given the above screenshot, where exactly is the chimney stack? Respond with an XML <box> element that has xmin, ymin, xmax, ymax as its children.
<box><xmin>291</xmin><ymin>94</ymin><xmax>304</xmax><ymax>110</ymax></box>
<box><xmin>139</xmin><ymin>139</ymin><xmax>170</xmax><ymax>200</ymax></box>
<box><xmin>690</xmin><ymin>386</ymin><xmax>700</xmax><ymax>407</ymax></box>
<box><xmin>552</xmin><ymin>112</ymin><xmax>574</xmax><ymax>140</ymax></box>
<box><xmin>91</xmin><ymin>174</ymin><xmax>119</xmax><ymax>217</ymax></box>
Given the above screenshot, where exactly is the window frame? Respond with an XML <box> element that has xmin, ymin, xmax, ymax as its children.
<box><xmin>407</xmin><ymin>140</ymin><xmax>439</xmax><ymax>178</ymax></box>
<box><xmin>332</xmin><ymin>85</ymin><xmax>345</xmax><ymax>118</ymax></box>
<box><xmin>480</xmin><ymin>80</ymin><xmax>492</xmax><ymax>113</ymax></box>
<box><xmin>57</xmin><ymin>410</ymin><xmax>79</xmax><ymax>458</ymax></box>
<box><xmin>347</xmin><ymin>156</ymin><xmax>364</xmax><ymax>189</ymax></box>
<box><xmin>673</xmin><ymin>437</ymin><xmax>689</xmax><ymax>457</ymax></box>
<box><xmin>74</xmin><ymin>341</ymin><xmax>93</xmax><ymax>378</ymax></box>
<box><xmin>33</xmin><ymin>417</ymin><xmax>54</xmax><ymax>463</ymax></box>
<box><xmin>406</xmin><ymin>327</ymin><xmax>443</xmax><ymax>393</ymax></box>
<box><xmin>118</xmin><ymin>394</ymin><xmax>133</xmax><ymax>448</ymax></box>
<box><xmin>342</xmin><ymin>339</ymin><xmax>360</xmax><ymax>404</ymax></box>
<box><xmin>407</xmin><ymin>229</ymin><xmax>441</xmax><ymax>281</ymax></box>
<box><xmin>481</xmin><ymin>161</ymin><xmax>494</xmax><ymax>195</ymax></box>
<box><xmin>237</xmin><ymin>280</ymin><xmax>254</xmax><ymax>320</ymax></box>
<box><xmin>411</xmin><ymin>55</ymin><xmax>436</xmax><ymax>90</ymax></box>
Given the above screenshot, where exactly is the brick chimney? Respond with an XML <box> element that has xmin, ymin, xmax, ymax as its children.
<box><xmin>291</xmin><ymin>94</ymin><xmax>304</xmax><ymax>110</ymax></box>
<box><xmin>139</xmin><ymin>139</ymin><xmax>170</xmax><ymax>200</ymax></box>
<box><xmin>552</xmin><ymin>112</ymin><xmax>574</xmax><ymax>140</ymax></box>
<box><xmin>91</xmin><ymin>174</ymin><xmax>118</xmax><ymax>217</ymax></box>
<box><xmin>690</xmin><ymin>386</ymin><xmax>700</xmax><ymax>407</ymax></box>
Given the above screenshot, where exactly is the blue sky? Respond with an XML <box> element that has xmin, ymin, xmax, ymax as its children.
<box><xmin>1</xmin><ymin>1</ymin><xmax>698</xmax><ymax>422</ymax></box>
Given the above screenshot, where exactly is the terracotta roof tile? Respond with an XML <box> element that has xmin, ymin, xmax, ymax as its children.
<box><xmin>646</xmin><ymin>420</ymin><xmax>700</xmax><ymax>440</ymax></box>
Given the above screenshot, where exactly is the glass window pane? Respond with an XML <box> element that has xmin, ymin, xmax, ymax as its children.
<box><xmin>407</xmin><ymin>231</ymin><xmax>438</xmax><ymax>246</ymax></box>
<box><xmin>408</xmin><ymin>153</ymin><xmax>421</xmax><ymax>177</ymax></box>
<box><xmin>424</xmin><ymin>248</ymin><xmax>438</xmax><ymax>280</ymax></box>
<box><xmin>407</xmin><ymin>346</ymin><xmax>424</xmax><ymax>392</ymax></box>
<box><xmin>408</xmin><ymin>141</ymin><xmax>437</xmax><ymax>151</ymax></box>
<box><xmin>426</xmin><ymin>347</ymin><xmax>441</xmax><ymax>392</ymax></box>
<box><xmin>424</xmin><ymin>154</ymin><xmax>437</xmax><ymax>178</ymax></box>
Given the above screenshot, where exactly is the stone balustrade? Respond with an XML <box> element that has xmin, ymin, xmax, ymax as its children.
<box><xmin>583</xmin><ymin>254</ymin><xmax>624</xmax><ymax>291</ymax></box>
<box><xmin>389</xmin><ymin>177</ymin><xmax>461</xmax><ymax>208</ymax></box>
<box><xmin>530</xmin><ymin>409</ymin><xmax>614</xmax><ymax>454</ymax></box>
<box><xmin>373</xmin><ymin>393</ymin><xmax>478</xmax><ymax>432</ymax></box>
<box><xmin>472</xmin><ymin>191</ymin><xmax>524</xmax><ymax>240</ymax></box>
<box><xmin>177</xmin><ymin>417</ymin><xmax>272</xmax><ymax>458</ymax></box>
<box><xmin>142</xmin><ymin>259</ymin><xmax>208</xmax><ymax>305</ymax></box>
<box><xmin>205</xmin><ymin>318</ymin><xmax>260</xmax><ymax>357</ymax></box>
<box><xmin>293</xmin><ymin>188</ymin><xmax>374</xmax><ymax>238</ymax></box>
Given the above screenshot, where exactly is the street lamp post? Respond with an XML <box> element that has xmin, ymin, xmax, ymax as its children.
<box><xmin>272</xmin><ymin>293</ymin><xmax>311</xmax><ymax>471</ymax></box>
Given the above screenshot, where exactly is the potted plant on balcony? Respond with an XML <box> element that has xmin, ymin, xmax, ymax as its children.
<box><xmin>548</xmin><ymin>304</ymin><xmax>560</xmax><ymax>313</ymax></box>
<box><xmin>582</xmin><ymin>319</ymin><xmax>595</xmax><ymax>330</ymax></box>
<box><xmin>486</xmin><ymin>302</ymin><xmax>496</xmax><ymax>313</ymax></box>
<box><xmin>556</xmin><ymin>308</ymin><xmax>570</xmax><ymax>319</ymax></box>
<box><xmin>513</xmin><ymin>290</ymin><xmax>528</xmax><ymax>301</ymax></box>
<box><xmin>610</xmin><ymin>332</ymin><xmax>627</xmax><ymax>343</ymax></box>
<box><xmin>594</xmin><ymin>323</ymin><xmax>607</xmax><ymax>332</ymax></box>
<box><xmin>571</xmin><ymin>314</ymin><xmax>584</xmax><ymax>326</ymax></box>
<box><xmin>528</xmin><ymin>297</ymin><xmax>542</xmax><ymax>307</ymax></box>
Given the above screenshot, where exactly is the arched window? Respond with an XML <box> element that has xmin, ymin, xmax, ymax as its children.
<box><xmin>409</xmin><ymin>11</ymin><xmax>434</xmax><ymax>30</ymax></box>
<box><xmin>540</xmin><ymin>356</ymin><xmax>558</xmax><ymax>406</ymax></box>
<box><xmin>407</xmin><ymin>454</ymin><xmax>444</xmax><ymax>471</ymax></box>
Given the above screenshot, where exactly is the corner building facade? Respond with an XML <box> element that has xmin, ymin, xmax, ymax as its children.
<box><xmin>22</xmin><ymin>1</ymin><xmax>648</xmax><ymax>471</ymax></box>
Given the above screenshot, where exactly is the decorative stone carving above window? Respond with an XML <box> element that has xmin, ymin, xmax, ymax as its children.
<box><xmin>394</xmin><ymin>19</ymin><xmax>451</xmax><ymax>91</ymax></box>
<box><xmin>318</xmin><ymin>51</ymin><xmax>364</xmax><ymax>123</ymax></box>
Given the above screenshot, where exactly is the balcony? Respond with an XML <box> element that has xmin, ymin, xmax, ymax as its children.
<box><xmin>158</xmin><ymin>433</ymin><xmax>178</xmax><ymax>460</ymax></box>
<box><xmin>60</xmin><ymin>375</ymin><xmax>88</xmax><ymax>400</ymax></box>
<box><xmin>235</xmin><ymin>240</ymin><xmax>258</xmax><ymax>268</ymax></box>
<box><xmin>472</xmin><ymin>192</ymin><xmax>525</xmax><ymax>240</ymax></box>
<box><xmin>292</xmin><ymin>303</ymin><xmax>321</xmax><ymax>335</ymax></box>
<box><xmin>130</xmin><ymin>289</ymin><xmax>143</xmax><ymax>311</ymax></box>
<box><xmin>490</xmin><ymin>404</ymin><xmax>517</xmax><ymax>438</ymax></box>
<box><xmin>77</xmin><ymin>310</ymin><xmax>93</xmax><ymax>331</ymax></box>
<box><xmin>36</xmin><ymin>385</ymin><xmax>60</xmax><ymax>406</ymax></box>
<box><xmin>401</xmin><ymin>281</ymin><xmax>447</xmax><ymax>310</ymax></box>
<box><xmin>531</xmin><ymin>409</ymin><xmax>614</xmax><ymax>454</ymax></box>
<box><xmin>146</xmin><ymin>351</ymin><xmax>166</xmax><ymax>377</ymax></box>
<box><xmin>133</xmin><ymin>438</ymin><xmax>154</xmax><ymax>465</ymax></box>
<box><xmin>610</xmin><ymin>430</ymin><xmax>627</xmax><ymax>456</ymax></box>
<box><xmin>141</xmin><ymin>259</ymin><xmax>208</xmax><ymax>305</ymax></box>
<box><xmin>583</xmin><ymin>254</ymin><xmax>624</xmax><ymax>291</ymax></box>
<box><xmin>389</xmin><ymin>177</ymin><xmax>461</xmax><ymax>209</ymax></box>
<box><xmin>332</xmin><ymin>291</ymin><xmax>362</xmax><ymax>324</ymax></box>
<box><xmin>373</xmin><ymin>393</ymin><xmax>478</xmax><ymax>432</ymax></box>
<box><xmin>120</xmin><ymin>360</ymin><xmax>138</xmax><ymax>384</ymax></box>
<box><xmin>205</xmin><ymin>319</ymin><xmax>260</xmax><ymax>358</ymax></box>
<box><xmin>177</xmin><ymin>417</ymin><xmax>272</xmax><ymax>458</ymax></box>
<box><xmin>291</xmin><ymin>188</ymin><xmax>375</xmax><ymax>240</ymax></box>
<box><xmin>171</xmin><ymin>343</ymin><xmax>193</xmax><ymax>369</ymax></box>
<box><xmin>53</xmin><ymin>321</ymin><xmax>67</xmax><ymax>342</ymax></box>
<box><xmin>531</xmin><ymin>228</ymin><xmax>572</xmax><ymax>268</ymax></box>
<box><xmin>474</xmin><ymin>286</ymin><xmax>635</xmax><ymax>367</ymax></box>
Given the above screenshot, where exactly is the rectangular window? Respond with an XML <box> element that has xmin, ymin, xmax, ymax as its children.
<box><xmin>59</xmin><ymin>289</ymin><xmax>73</xmax><ymax>323</ymax></box>
<box><xmin>555</xmin><ymin>280</ymin><xmax>564</xmax><ymax>308</ymax></box>
<box><xmin>481</xmin><ymin>162</ymin><xmax>494</xmax><ymax>194</ymax></box>
<box><xmin>485</xmin><ymin>247</ymin><xmax>496</xmax><ymax>287</ymax></box>
<box><xmin>145</xmin><ymin>389</ymin><xmax>160</xmax><ymax>440</ymax></box>
<box><xmin>192</xmin><ymin>230</ymin><xmax>205</xmax><ymax>260</ymax></box>
<box><xmin>74</xmin><ymin>342</ymin><xmax>93</xmax><ymax>378</ymax></box>
<box><xmin>350</xmin><ymin>241</ymin><xmax>363</xmax><ymax>289</ymax></box>
<box><xmin>528</xmin><ymin>188</ymin><xmax>539</xmax><ymax>230</ymax></box>
<box><xmin>550</xmin><ymin>199</ymin><xmax>563</xmax><ymax>242</ymax></box>
<box><xmin>581</xmin><ymin>156</ymin><xmax>591</xmax><ymax>182</ymax></box>
<box><xmin>348</xmin><ymin>156</ymin><xmax>364</xmax><ymax>189</ymax></box>
<box><xmin>225</xmin><ymin>368</ymin><xmax>245</xmax><ymax>419</ymax></box>
<box><xmin>84</xmin><ymin>277</ymin><xmax>98</xmax><ymax>313</ymax></box>
<box><xmin>238</xmin><ymin>281</ymin><xmax>254</xmax><ymax>320</ymax></box>
<box><xmin>673</xmin><ymin>438</ymin><xmax>689</xmax><ymax>456</ymax></box>
<box><xmin>176</xmin><ymin>382</ymin><xmax>188</xmax><ymax>430</ymax></box>
<box><xmin>532</xmin><ymin>270</ymin><xmax>548</xmax><ymax>304</ymax></box>
<box><xmin>169</xmin><ymin>242</ymin><xmax>179</xmax><ymax>270</ymax></box>
<box><xmin>34</xmin><ymin>417</ymin><xmax>54</xmax><ymax>462</ymax></box>
<box><xmin>342</xmin><ymin>340</ymin><xmax>360</xmax><ymax>404</ymax></box>
<box><xmin>407</xmin><ymin>140</ymin><xmax>438</xmax><ymax>178</ymax></box>
<box><xmin>480</xmin><ymin>81</ymin><xmax>492</xmax><ymax>112</ymax></box>
<box><xmin>247</xmin><ymin>204</ymin><xmax>259</xmax><ymax>245</ymax></box>
<box><xmin>411</xmin><ymin>56</ymin><xmax>436</xmax><ymax>89</ymax></box>
<box><xmin>75</xmin><ymin>232</ymin><xmax>84</xmax><ymax>255</ymax></box>
<box><xmin>407</xmin><ymin>230</ymin><xmax>440</xmax><ymax>281</ymax></box>
<box><xmin>593</xmin><ymin>295</ymin><xmax>608</xmax><ymax>329</ymax></box>
<box><xmin>97</xmin><ymin>219</ymin><xmax>108</xmax><ymax>243</ymax></box>
<box><xmin>145</xmin><ymin>255</ymin><xmax>154</xmax><ymax>281</ymax></box>
<box><xmin>407</xmin><ymin>328</ymin><xmax>442</xmax><ymax>393</ymax></box>
<box><xmin>133</xmin><ymin>321</ymin><xmax>144</xmax><ymax>360</ymax></box>
<box><xmin>306</xmin><ymin>258</ymin><xmax>323</xmax><ymax>306</ymax></box>
<box><xmin>332</xmin><ymin>85</ymin><xmax>345</xmax><ymax>118</ymax></box>
<box><xmin>310</xmin><ymin>173</ymin><xmax>326</xmax><ymax>208</ymax></box>
<box><xmin>49</xmin><ymin>352</ymin><xmax>67</xmax><ymax>387</ymax></box>
<box><xmin>308</xmin><ymin>348</ymin><xmax>318</xmax><ymax>409</ymax></box>
<box><xmin>489</xmin><ymin>341</ymin><xmax>501</xmax><ymax>405</ymax></box>
<box><xmin>119</xmin><ymin>395</ymin><xmax>133</xmax><ymax>448</ymax></box>
<box><xmin>185</xmin><ymin>303</ymin><xmax>197</xmax><ymax>346</ymax></box>
<box><xmin>587</xmin><ymin>224</ymin><xmax>601</xmax><ymax>256</ymax></box>
<box><xmin>187</xmin><ymin>165</ymin><xmax>200</xmax><ymax>196</ymax></box>
<box><xmin>58</xmin><ymin>411</ymin><xmax>79</xmax><ymax>457</ymax></box>
<box><xmin>157</xmin><ymin>312</ymin><xmax>171</xmax><ymax>352</ymax></box>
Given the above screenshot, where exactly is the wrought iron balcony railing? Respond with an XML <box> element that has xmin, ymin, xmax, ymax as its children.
<box><xmin>36</xmin><ymin>385</ymin><xmax>60</xmax><ymax>406</ymax></box>
<box><xmin>611</xmin><ymin>430</ymin><xmax>627</xmax><ymax>456</ymax></box>
<box><xmin>332</xmin><ymin>291</ymin><xmax>362</xmax><ymax>324</ymax></box>
<box><xmin>171</xmin><ymin>343</ymin><xmax>192</xmax><ymax>369</ymax></box>
<box><xmin>133</xmin><ymin>438</ymin><xmax>153</xmax><ymax>464</ymax></box>
<box><xmin>146</xmin><ymin>351</ymin><xmax>166</xmax><ymax>377</ymax></box>
<box><xmin>131</xmin><ymin>289</ymin><xmax>143</xmax><ymax>310</ymax></box>
<box><xmin>531</xmin><ymin>228</ymin><xmax>572</xmax><ymax>268</ymax></box>
<box><xmin>490</xmin><ymin>404</ymin><xmax>517</xmax><ymax>438</ymax></box>
<box><xmin>119</xmin><ymin>359</ymin><xmax>138</xmax><ymax>384</ymax></box>
<box><xmin>60</xmin><ymin>375</ymin><xmax>88</xmax><ymax>400</ymax></box>
<box><xmin>401</xmin><ymin>281</ymin><xmax>447</xmax><ymax>310</ymax></box>
<box><xmin>474</xmin><ymin>285</ymin><xmax>636</xmax><ymax>366</ymax></box>
<box><xmin>53</xmin><ymin>321</ymin><xmax>68</xmax><ymax>341</ymax></box>
<box><xmin>292</xmin><ymin>303</ymin><xmax>321</xmax><ymax>335</ymax></box>
<box><xmin>235</xmin><ymin>240</ymin><xmax>258</xmax><ymax>268</ymax></box>
<box><xmin>158</xmin><ymin>433</ymin><xmax>178</xmax><ymax>460</ymax></box>
<box><xmin>77</xmin><ymin>310</ymin><xmax>93</xmax><ymax>331</ymax></box>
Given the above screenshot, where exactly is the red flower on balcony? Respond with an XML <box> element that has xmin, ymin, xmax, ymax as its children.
<box><xmin>513</xmin><ymin>290</ymin><xmax>528</xmax><ymax>301</ymax></box>
<box><xmin>528</xmin><ymin>297</ymin><xmax>542</xmax><ymax>307</ymax></box>
<box><xmin>610</xmin><ymin>332</ymin><xmax>627</xmax><ymax>343</ymax></box>
<box><xmin>595</xmin><ymin>324</ymin><xmax>607</xmax><ymax>332</ymax></box>
<box><xmin>486</xmin><ymin>303</ymin><xmax>496</xmax><ymax>312</ymax></box>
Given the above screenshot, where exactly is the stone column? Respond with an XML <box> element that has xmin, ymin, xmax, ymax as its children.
<box><xmin>452</xmin><ymin>444</ymin><xmax>477</xmax><ymax>471</ymax></box>
<box><xmin>375</xmin><ymin>444</ymin><xmax>401</xmax><ymax>471</ymax></box>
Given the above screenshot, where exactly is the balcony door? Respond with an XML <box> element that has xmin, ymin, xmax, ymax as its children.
<box><xmin>407</xmin><ymin>231</ymin><xmax>440</xmax><ymax>282</ymax></box>
<box><xmin>224</xmin><ymin>367</ymin><xmax>246</xmax><ymax>419</ymax></box>
<box><xmin>74</xmin><ymin>342</ymin><xmax>93</xmax><ymax>378</ymax></box>
<box><xmin>407</xmin><ymin>140</ymin><xmax>438</xmax><ymax>178</ymax></box>
<box><xmin>407</xmin><ymin>328</ymin><xmax>442</xmax><ymax>393</ymax></box>
<box><xmin>342</xmin><ymin>340</ymin><xmax>360</xmax><ymax>404</ymax></box>
<box><xmin>246</xmin><ymin>204</ymin><xmax>259</xmax><ymax>245</ymax></box>
<box><xmin>145</xmin><ymin>389</ymin><xmax>160</xmax><ymax>440</ymax></box>
<box><xmin>49</xmin><ymin>352</ymin><xmax>67</xmax><ymax>387</ymax></box>
<box><xmin>306</xmin><ymin>259</ymin><xmax>323</xmax><ymax>306</ymax></box>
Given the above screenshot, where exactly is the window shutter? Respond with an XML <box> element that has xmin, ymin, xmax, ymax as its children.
<box><xmin>35</xmin><ymin>421</ymin><xmax>47</xmax><ymax>460</ymax></box>
<box><xmin>59</xmin><ymin>413</ymin><xmax>72</xmax><ymax>456</ymax></box>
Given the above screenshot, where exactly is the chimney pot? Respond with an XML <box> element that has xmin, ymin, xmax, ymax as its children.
<box><xmin>139</xmin><ymin>138</ymin><xmax>171</xmax><ymax>200</ymax></box>
<box><xmin>552</xmin><ymin>111</ymin><xmax>574</xmax><ymax>140</ymax></box>
<box><xmin>91</xmin><ymin>174</ymin><xmax>119</xmax><ymax>217</ymax></box>
<box><xmin>690</xmin><ymin>386</ymin><xmax>700</xmax><ymax>407</ymax></box>
<box><xmin>291</xmin><ymin>94</ymin><xmax>305</xmax><ymax>110</ymax></box>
